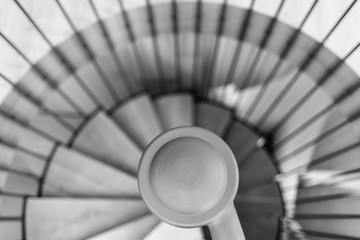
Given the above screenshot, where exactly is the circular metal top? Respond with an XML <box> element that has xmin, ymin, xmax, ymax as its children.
<box><xmin>138</xmin><ymin>126</ymin><xmax>239</xmax><ymax>227</ymax></box>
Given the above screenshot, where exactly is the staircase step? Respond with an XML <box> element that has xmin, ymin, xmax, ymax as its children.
<box><xmin>305</xmin><ymin>235</ymin><xmax>346</xmax><ymax>240</ymax></box>
<box><xmin>0</xmin><ymin>115</ymin><xmax>55</xmax><ymax>156</ymax></box>
<box><xmin>0</xmin><ymin>196</ymin><xmax>24</xmax><ymax>217</ymax></box>
<box><xmin>87</xmin><ymin>214</ymin><xmax>159</xmax><ymax>240</ymax></box>
<box><xmin>76</xmin><ymin>63</ymin><xmax>117</xmax><ymax>109</ymax></box>
<box><xmin>156</xmin><ymin>94</ymin><xmax>194</xmax><ymax>129</ymax></box>
<box><xmin>0</xmin><ymin>220</ymin><xmax>22</xmax><ymax>240</ymax></box>
<box><xmin>0</xmin><ymin>144</ymin><xmax>45</xmax><ymax>178</ymax></box>
<box><xmin>296</xmin><ymin>196</ymin><xmax>360</xmax><ymax>215</ymax></box>
<box><xmin>56</xmin><ymin>78</ymin><xmax>98</xmax><ymax>114</ymax></box>
<box><xmin>30</xmin><ymin>114</ymin><xmax>74</xmax><ymax>142</ymax></box>
<box><xmin>42</xmin><ymin>145</ymin><xmax>139</xmax><ymax>197</ymax></box>
<box><xmin>26</xmin><ymin>197</ymin><xmax>149</xmax><ymax>240</ymax></box>
<box><xmin>111</xmin><ymin>94</ymin><xmax>163</xmax><ymax>149</ymax></box>
<box><xmin>95</xmin><ymin>54</ymin><xmax>134</xmax><ymax>100</ymax></box>
<box><xmin>238</xmin><ymin>215</ymin><xmax>279</xmax><ymax>240</ymax></box>
<box><xmin>225</xmin><ymin>121</ymin><xmax>261</xmax><ymax>163</ymax></box>
<box><xmin>296</xmin><ymin>182</ymin><xmax>353</xmax><ymax>201</ymax></box>
<box><xmin>144</xmin><ymin>222</ymin><xmax>204</xmax><ymax>240</ymax></box>
<box><xmin>235</xmin><ymin>190</ymin><xmax>283</xmax><ymax>215</ymax></box>
<box><xmin>195</xmin><ymin>102</ymin><xmax>231</xmax><ymax>136</ymax></box>
<box><xmin>2</xmin><ymin>171</ymin><xmax>38</xmax><ymax>196</ymax></box>
<box><xmin>238</xmin><ymin>148</ymin><xmax>278</xmax><ymax>189</ymax></box>
<box><xmin>72</xmin><ymin>111</ymin><xmax>142</xmax><ymax>176</ymax></box>
<box><xmin>299</xmin><ymin>219</ymin><xmax>360</xmax><ymax>239</ymax></box>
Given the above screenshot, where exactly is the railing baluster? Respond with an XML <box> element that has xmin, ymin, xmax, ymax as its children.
<box><xmin>55</xmin><ymin>0</ymin><xmax>119</xmax><ymax>102</ymax></box>
<box><xmin>145</xmin><ymin>0</ymin><xmax>166</xmax><ymax>92</ymax></box>
<box><xmin>219</xmin><ymin>0</ymin><xmax>256</xmax><ymax>101</ymax></box>
<box><xmin>13</xmin><ymin>0</ymin><xmax>102</xmax><ymax>112</ymax></box>
<box><xmin>241</xmin><ymin>0</ymin><xmax>286</xmax><ymax>118</ymax></box>
<box><xmin>88</xmin><ymin>0</ymin><xmax>134</xmax><ymax>95</ymax></box>
<box><xmin>201</xmin><ymin>0</ymin><xmax>228</xmax><ymax>97</ymax></box>
<box><xmin>256</xmin><ymin>0</ymin><xmax>357</xmax><ymax>128</ymax></box>
<box><xmin>244</xmin><ymin>0</ymin><xmax>319</xmax><ymax>125</ymax></box>
<box><xmin>0</xmin><ymin>70</ymin><xmax>74</xmax><ymax>131</ymax></box>
<box><xmin>191</xmin><ymin>0</ymin><xmax>203</xmax><ymax>94</ymax></box>
<box><xmin>172</xmin><ymin>0</ymin><xmax>183</xmax><ymax>90</ymax></box>
<box><xmin>271</xmin><ymin>45</ymin><xmax>360</xmax><ymax>146</ymax></box>
<box><xmin>117</xmin><ymin>0</ymin><xmax>150</xmax><ymax>91</ymax></box>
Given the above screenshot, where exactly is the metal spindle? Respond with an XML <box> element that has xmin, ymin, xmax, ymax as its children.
<box><xmin>117</xmin><ymin>0</ymin><xmax>150</xmax><ymax>91</ymax></box>
<box><xmin>272</xmin><ymin>43</ymin><xmax>360</xmax><ymax>146</ymax></box>
<box><xmin>243</xmin><ymin>0</ymin><xmax>319</xmax><ymax>124</ymax></box>
<box><xmin>145</xmin><ymin>0</ymin><xmax>166</xmax><ymax>92</ymax></box>
<box><xmin>0</xmin><ymin>70</ymin><xmax>74</xmax><ymax>131</ymax></box>
<box><xmin>55</xmin><ymin>0</ymin><xmax>119</xmax><ymax>103</ymax></box>
<box><xmin>13</xmin><ymin>0</ymin><xmax>103</xmax><ymax>111</ymax></box>
<box><xmin>88</xmin><ymin>0</ymin><xmax>134</xmax><ymax>95</ymax></box>
<box><xmin>256</xmin><ymin>0</ymin><xmax>357</xmax><ymax>128</ymax></box>
<box><xmin>201</xmin><ymin>0</ymin><xmax>228</xmax><ymax>97</ymax></box>
<box><xmin>219</xmin><ymin>0</ymin><xmax>256</xmax><ymax>102</ymax></box>
<box><xmin>241</xmin><ymin>0</ymin><xmax>286</xmax><ymax>118</ymax></box>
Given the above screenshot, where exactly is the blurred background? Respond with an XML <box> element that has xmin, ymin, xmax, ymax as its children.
<box><xmin>0</xmin><ymin>0</ymin><xmax>360</xmax><ymax>239</ymax></box>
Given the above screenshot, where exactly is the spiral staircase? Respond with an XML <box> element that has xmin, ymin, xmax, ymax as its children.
<box><xmin>1</xmin><ymin>0</ymin><xmax>360</xmax><ymax>239</ymax></box>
